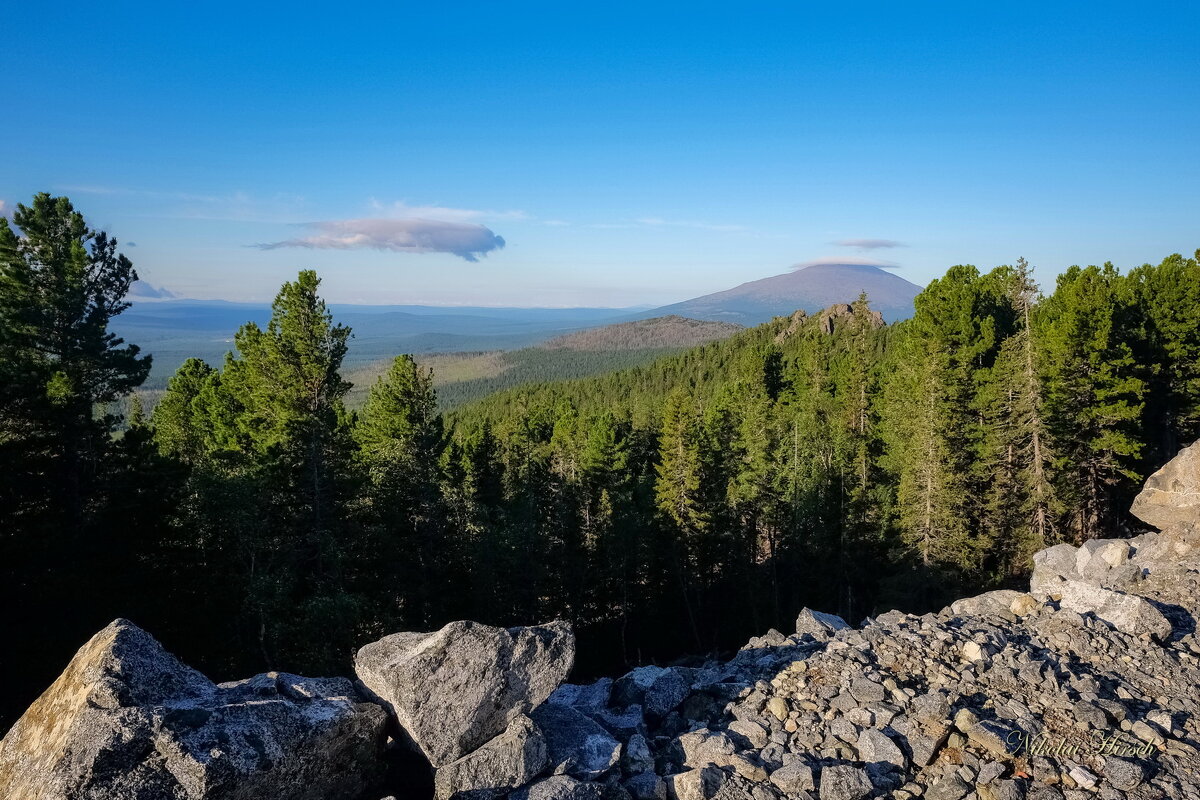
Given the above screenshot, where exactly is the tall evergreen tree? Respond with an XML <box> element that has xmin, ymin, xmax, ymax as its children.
<box><xmin>355</xmin><ymin>355</ymin><xmax>450</xmax><ymax>629</ymax></box>
<box><xmin>0</xmin><ymin>193</ymin><xmax>151</xmax><ymax>526</ymax></box>
<box><xmin>0</xmin><ymin>194</ymin><xmax>153</xmax><ymax>728</ymax></box>
<box><xmin>976</xmin><ymin>260</ymin><xmax>1059</xmax><ymax>575</ymax></box>
<box><xmin>1125</xmin><ymin>251</ymin><xmax>1200</xmax><ymax>464</ymax></box>
<box><xmin>1038</xmin><ymin>264</ymin><xmax>1146</xmax><ymax>541</ymax></box>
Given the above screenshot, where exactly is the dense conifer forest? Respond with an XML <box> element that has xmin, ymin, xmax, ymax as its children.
<box><xmin>2</xmin><ymin>193</ymin><xmax>1199</xmax><ymax>729</ymax></box>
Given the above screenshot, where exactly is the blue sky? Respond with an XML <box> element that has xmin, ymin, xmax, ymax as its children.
<box><xmin>3</xmin><ymin>2</ymin><xmax>1198</xmax><ymax>305</ymax></box>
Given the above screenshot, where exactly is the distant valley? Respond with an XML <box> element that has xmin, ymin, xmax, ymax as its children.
<box><xmin>345</xmin><ymin>315</ymin><xmax>743</xmax><ymax>410</ymax></box>
<box><xmin>112</xmin><ymin>264</ymin><xmax>918</xmax><ymax>404</ymax></box>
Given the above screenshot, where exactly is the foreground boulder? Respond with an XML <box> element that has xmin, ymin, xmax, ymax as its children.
<box><xmin>1131</xmin><ymin>439</ymin><xmax>1200</xmax><ymax>530</ymax></box>
<box><xmin>355</xmin><ymin>620</ymin><xmax>574</xmax><ymax>767</ymax></box>
<box><xmin>0</xmin><ymin>619</ymin><xmax>387</xmax><ymax>800</ymax></box>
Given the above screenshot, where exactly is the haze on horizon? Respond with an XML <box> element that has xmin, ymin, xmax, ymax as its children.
<box><xmin>3</xmin><ymin>3</ymin><xmax>1197</xmax><ymax>306</ymax></box>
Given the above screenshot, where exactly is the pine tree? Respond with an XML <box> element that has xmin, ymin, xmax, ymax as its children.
<box><xmin>976</xmin><ymin>260</ymin><xmax>1059</xmax><ymax>575</ymax></box>
<box><xmin>1038</xmin><ymin>264</ymin><xmax>1146</xmax><ymax>541</ymax></box>
<box><xmin>355</xmin><ymin>355</ymin><xmax>448</xmax><ymax>628</ymax></box>
<box><xmin>151</xmin><ymin>357</ymin><xmax>218</xmax><ymax>462</ymax></box>
<box><xmin>1125</xmin><ymin>251</ymin><xmax>1200</xmax><ymax>464</ymax></box>
<box><xmin>0</xmin><ymin>194</ymin><xmax>153</xmax><ymax>728</ymax></box>
<box><xmin>879</xmin><ymin>266</ymin><xmax>1008</xmax><ymax>572</ymax></box>
<box><xmin>179</xmin><ymin>270</ymin><xmax>362</xmax><ymax>672</ymax></box>
<box><xmin>0</xmin><ymin>193</ymin><xmax>151</xmax><ymax>525</ymax></box>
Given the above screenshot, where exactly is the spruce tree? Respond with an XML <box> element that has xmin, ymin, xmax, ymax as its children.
<box><xmin>1038</xmin><ymin>264</ymin><xmax>1146</xmax><ymax>541</ymax></box>
<box><xmin>355</xmin><ymin>355</ymin><xmax>448</xmax><ymax>628</ymax></box>
<box><xmin>0</xmin><ymin>193</ymin><xmax>151</xmax><ymax>525</ymax></box>
<box><xmin>1125</xmin><ymin>251</ymin><xmax>1200</xmax><ymax>464</ymax></box>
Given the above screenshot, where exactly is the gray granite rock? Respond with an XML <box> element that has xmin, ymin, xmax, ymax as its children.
<box><xmin>1054</xmin><ymin>580</ymin><xmax>1173</xmax><ymax>641</ymax></box>
<box><xmin>531</xmin><ymin>702</ymin><xmax>621</xmax><ymax>780</ymax></box>
<box><xmin>434</xmin><ymin>715</ymin><xmax>549</xmax><ymax>800</ymax></box>
<box><xmin>0</xmin><ymin>619</ymin><xmax>387</xmax><ymax>800</ymax></box>
<box><xmin>1131</xmin><ymin>440</ymin><xmax>1200</xmax><ymax>530</ymax></box>
<box><xmin>512</xmin><ymin>775</ymin><xmax>606</xmax><ymax>800</ymax></box>
<box><xmin>795</xmin><ymin>608</ymin><xmax>851</xmax><ymax>639</ymax></box>
<box><xmin>817</xmin><ymin>765</ymin><xmax>873</xmax><ymax>800</ymax></box>
<box><xmin>355</xmin><ymin>619</ymin><xmax>574</xmax><ymax>767</ymax></box>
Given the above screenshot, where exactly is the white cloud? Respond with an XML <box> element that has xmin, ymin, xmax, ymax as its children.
<box><xmin>368</xmin><ymin>199</ymin><xmax>529</xmax><ymax>224</ymax></box>
<box><xmin>833</xmin><ymin>238</ymin><xmax>906</xmax><ymax>250</ymax></box>
<box><xmin>255</xmin><ymin>218</ymin><xmax>506</xmax><ymax>262</ymax></box>
<box><xmin>792</xmin><ymin>256</ymin><xmax>901</xmax><ymax>270</ymax></box>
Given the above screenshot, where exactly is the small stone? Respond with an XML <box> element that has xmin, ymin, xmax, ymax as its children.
<box><xmin>622</xmin><ymin>734</ymin><xmax>654</xmax><ymax>776</ymax></box>
<box><xmin>856</xmin><ymin>728</ymin><xmax>907</xmax><ymax>768</ymax></box>
<box><xmin>1067</xmin><ymin>765</ymin><xmax>1097</xmax><ymax>790</ymax></box>
<box><xmin>966</xmin><ymin>720</ymin><xmax>1017</xmax><ymax>759</ymax></box>
<box><xmin>817</xmin><ymin>764</ymin><xmax>873</xmax><ymax>800</ymax></box>
<box><xmin>769</xmin><ymin>761</ymin><xmax>816</xmax><ymax>794</ymax></box>
<box><xmin>668</xmin><ymin>766</ymin><xmax>725</xmax><ymax>800</ymax></box>
<box><xmin>953</xmin><ymin>707</ymin><xmax>980</xmax><ymax>732</ymax></box>
<box><xmin>1131</xmin><ymin>720</ymin><xmax>1164</xmax><ymax>745</ymax></box>
<box><xmin>626</xmin><ymin>773</ymin><xmax>667</xmax><ymax>800</ymax></box>
<box><xmin>795</xmin><ymin>608</ymin><xmax>852</xmax><ymax>639</ymax></box>
<box><xmin>766</xmin><ymin>697</ymin><xmax>789</xmax><ymax>721</ymax></box>
<box><xmin>977</xmin><ymin>761</ymin><xmax>1005</xmax><ymax>784</ymax></box>
<box><xmin>1102</xmin><ymin>756</ymin><xmax>1145</xmax><ymax>792</ymax></box>
<box><xmin>1010</xmin><ymin>594</ymin><xmax>1039</xmax><ymax>616</ymax></box>
<box><xmin>925</xmin><ymin>775</ymin><xmax>970</xmax><ymax>800</ymax></box>
<box><xmin>728</xmin><ymin>719</ymin><xmax>769</xmax><ymax>749</ymax></box>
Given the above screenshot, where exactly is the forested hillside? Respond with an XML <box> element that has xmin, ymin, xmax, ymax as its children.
<box><xmin>341</xmin><ymin>316</ymin><xmax>742</xmax><ymax>411</ymax></box>
<box><xmin>3</xmin><ymin>194</ymin><xmax>1199</xmax><ymax>733</ymax></box>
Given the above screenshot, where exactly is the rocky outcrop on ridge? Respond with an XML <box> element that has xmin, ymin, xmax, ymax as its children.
<box><xmin>3</xmin><ymin>440</ymin><xmax>1198</xmax><ymax>800</ymax></box>
<box><xmin>500</xmin><ymin>442</ymin><xmax>1200</xmax><ymax>800</ymax></box>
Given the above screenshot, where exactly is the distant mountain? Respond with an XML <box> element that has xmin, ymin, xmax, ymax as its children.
<box><xmin>640</xmin><ymin>263</ymin><xmax>922</xmax><ymax>324</ymax></box>
<box><xmin>540</xmin><ymin>315</ymin><xmax>742</xmax><ymax>351</ymax></box>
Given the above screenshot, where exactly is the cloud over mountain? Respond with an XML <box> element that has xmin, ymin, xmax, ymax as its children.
<box><xmin>256</xmin><ymin>218</ymin><xmax>506</xmax><ymax>262</ymax></box>
<box><xmin>792</xmin><ymin>256</ymin><xmax>900</xmax><ymax>270</ymax></box>
<box><xmin>833</xmin><ymin>238</ymin><xmax>905</xmax><ymax>250</ymax></box>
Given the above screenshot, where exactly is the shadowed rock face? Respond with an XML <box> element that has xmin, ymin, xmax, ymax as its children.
<box><xmin>355</xmin><ymin>620</ymin><xmax>575</xmax><ymax>768</ymax></box>
<box><xmin>1132</xmin><ymin>439</ymin><xmax>1200</xmax><ymax>530</ymax></box>
<box><xmin>0</xmin><ymin>619</ymin><xmax>387</xmax><ymax>800</ymax></box>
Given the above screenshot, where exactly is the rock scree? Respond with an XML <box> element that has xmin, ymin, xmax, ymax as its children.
<box><xmin>4</xmin><ymin>440</ymin><xmax>1200</xmax><ymax>799</ymax></box>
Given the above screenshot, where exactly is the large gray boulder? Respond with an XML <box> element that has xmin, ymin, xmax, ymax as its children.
<box><xmin>1054</xmin><ymin>580</ymin><xmax>1174</xmax><ymax>641</ymax></box>
<box><xmin>355</xmin><ymin>620</ymin><xmax>574</xmax><ymax>767</ymax></box>
<box><xmin>530</xmin><ymin>703</ymin><xmax>621</xmax><ymax>780</ymax></box>
<box><xmin>0</xmin><ymin>619</ymin><xmax>387</xmax><ymax>800</ymax></box>
<box><xmin>1029</xmin><ymin>543</ymin><xmax>1080</xmax><ymax>595</ymax></box>
<box><xmin>433</xmin><ymin>715</ymin><xmax>549</xmax><ymax>800</ymax></box>
<box><xmin>1131</xmin><ymin>440</ymin><xmax>1200</xmax><ymax>530</ymax></box>
<box><xmin>948</xmin><ymin>589</ymin><xmax>1024</xmax><ymax>618</ymax></box>
<box><xmin>794</xmin><ymin>608</ymin><xmax>851</xmax><ymax>639</ymax></box>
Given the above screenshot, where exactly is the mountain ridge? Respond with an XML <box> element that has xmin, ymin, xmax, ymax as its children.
<box><xmin>638</xmin><ymin>263</ymin><xmax>922</xmax><ymax>324</ymax></box>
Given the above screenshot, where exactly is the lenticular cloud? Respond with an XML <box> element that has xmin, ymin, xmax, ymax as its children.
<box><xmin>256</xmin><ymin>218</ymin><xmax>506</xmax><ymax>262</ymax></box>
